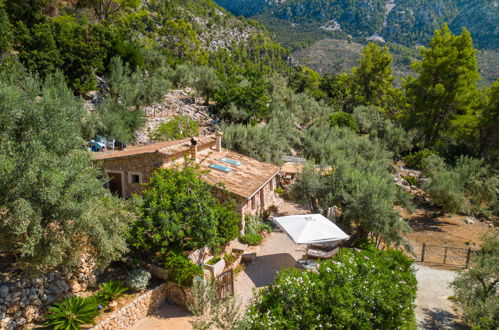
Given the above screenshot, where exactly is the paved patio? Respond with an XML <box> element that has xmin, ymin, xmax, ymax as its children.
<box><xmin>235</xmin><ymin>231</ymin><xmax>307</xmax><ymax>307</ymax></box>
<box><xmin>129</xmin><ymin>231</ymin><xmax>306</xmax><ymax>329</ymax></box>
<box><xmin>132</xmin><ymin>201</ymin><xmax>311</xmax><ymax>328</ymax></box>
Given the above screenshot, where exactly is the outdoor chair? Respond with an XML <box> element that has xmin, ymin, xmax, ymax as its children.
<box><xmin>306</xmin><ymin>246</ymin><xmax>340</xmax><ymax>259</ymax></box>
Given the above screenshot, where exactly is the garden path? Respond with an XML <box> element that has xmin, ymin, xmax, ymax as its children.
<box><xmin>129</xmin><ymin>302</ymin><xmax>193</xmax><ymax>330</ymax></box>
<box><xmin>234</xmin><ymin>231</ymin><xmax>308</xmax><ymax>308</ymax></box>
<box><xmin>414</xmin><ymin>264</ymin><xmax>460</xmax><ymax>329</ymax></box>
<box><xmin>234</xmin><ymin>200</ymin><xmax>311</xmax><ymax>307</ymax></box>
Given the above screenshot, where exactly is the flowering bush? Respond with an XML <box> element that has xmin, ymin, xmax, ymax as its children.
<box><xmin>245</xmin><ymin>247</ymin><xmax>417</xmax><ymax>329</ymax></box>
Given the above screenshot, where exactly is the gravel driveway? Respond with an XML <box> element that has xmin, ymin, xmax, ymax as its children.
<box><xmin>414</xmin><ymin>264</ymin><xmax>460</xmax><ymax>329</ymax></box>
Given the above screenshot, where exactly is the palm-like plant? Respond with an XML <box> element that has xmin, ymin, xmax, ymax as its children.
<box><xmin>44</xmin><ymin>296</ymin><xmax>99</xmax><ymax>329</ymax></box>
<box><xmin>98</xmin><ymin>281</ymin><xmax>127</xmax><ymax>303</ymax></box>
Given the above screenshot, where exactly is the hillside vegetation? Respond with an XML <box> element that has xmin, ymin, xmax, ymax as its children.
<box><xmin>291</xmin><ymin>38</ymin><xmax>499</xmax><ymax>86</ymax></box>
<box><xmin>216</xmin><ymin>0</ymin><xmax>499</xmax><ymax>51</ymax></box>
<box><xmin>0</xmin><ymin>1</ymin><xmax>497</xmax><ymax>329</ymax></box>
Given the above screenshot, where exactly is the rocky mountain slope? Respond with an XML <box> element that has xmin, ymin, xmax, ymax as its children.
<box><xmin>215</xmin><ymin>0</ymin><xmax>498</xmax><ymax>51</ymax></box>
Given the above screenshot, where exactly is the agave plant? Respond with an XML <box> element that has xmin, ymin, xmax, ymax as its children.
<box><xmin>44</xmin><ymin>296</ymin><xmax>99</xmax><ymax>330</ymax></box>
<box><xmin>98</xmin><ymin>281</ymin><xmax>127</xmax><ymax>303</ymax></box>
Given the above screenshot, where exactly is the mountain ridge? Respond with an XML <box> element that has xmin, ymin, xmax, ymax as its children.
<box><xmin>214</xmin><ymin>0</ymin><xmax>499</xmax><ymax>51</ymax></box>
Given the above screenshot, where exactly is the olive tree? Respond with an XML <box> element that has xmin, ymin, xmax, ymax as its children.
<box><xmin>0</xmin><ymin>67</ymin><xmax>131</xmax><ymax>273</ymax></box>
<box><xmin>450</xmin><ymin>234</ymin><xmax>499</xmax><ymax>329</ymax></box>
<box><xmin>295</xmin><ymin>125</ymin><xmax>413</xmax><ymax>248</ymax></box>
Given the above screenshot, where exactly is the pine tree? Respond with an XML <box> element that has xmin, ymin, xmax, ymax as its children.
<box><xmin>479</xmin><ymin>80</ymin><xmax>499</xmax><ymax>163</ymax></box>
<box><xmin>404</xmin><ymin>24</ymin><xmax>480</xmax><ymax>147</ymax></box>
<box><xmin>0</xmin><ymin>8</ymin><xmax>12</xmax><ymax>55</ymax></box>
<box><xmin>344</xmin><ymin>43</ymin><xmax>396</xmax><ymax>110</ymax></box>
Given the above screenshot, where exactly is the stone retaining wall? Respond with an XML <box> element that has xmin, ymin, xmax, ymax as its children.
<box><xmin>91</xmin><ymin>283</ymin><xmax>168</xmax><ymax>330</ymax></box>
<box><xmin>0</xmin><ymin>259</ymin><xmax>98</xmax><ymax>330</ymax></box>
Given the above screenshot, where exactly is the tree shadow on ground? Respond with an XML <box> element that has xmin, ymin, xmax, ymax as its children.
<box><xmin>148</xmin><ymin>301</ymin><xmax>192</xmax><ymax>319</ymax></box>
<box><xmin>419</xmin><ymin>307</ymin><xmax>462</xmax><ymax>330</ymax></box>
<box><xmin>244</xmin><ymin>253</ymin><xmax>298</xmax><ymax>288</ymax></box>
<box><xmin>409</xmin><ymin>213</ymin><xmax>458</xmax><ymax>233</ymax></box>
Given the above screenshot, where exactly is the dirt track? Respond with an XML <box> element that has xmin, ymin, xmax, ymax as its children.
<box><xmin>414</xmin><ymin>264</ymin><xmax>460</xmax><ymax>329</ymax></box>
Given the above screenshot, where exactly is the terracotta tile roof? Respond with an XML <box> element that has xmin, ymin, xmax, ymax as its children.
<box><xmin>92</xmin><ymin>138</ymin><xmax>192</xmax><ymax>160</ymax></box>
<box><xmin>196</xmin><ymin>148</ymin><xmax>280</xmax><ymax>199</ymax></box>
<box><xmin>92</xmin><ymin>135</ymin><xmax>280</xmax><ymax>199</ymax></box>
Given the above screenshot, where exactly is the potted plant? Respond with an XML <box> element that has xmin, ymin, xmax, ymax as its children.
<box><xmin>203</xmin><ymin>256</ymin><xmax>225</xmax><ymax>276</ymax></box>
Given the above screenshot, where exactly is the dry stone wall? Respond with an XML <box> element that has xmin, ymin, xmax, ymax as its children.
<box><xmin>135</xmin><ymin>90</ymin><xmax>220</xmax><ymax>145</ymax></box>
<box><xmin>0</xmin><ymin>261</ymin><xmax>98</xmax><ymax>329</ymax></box>
<box><xmin>91</xmin><ymin>284</ymin><xmax>168</xmax><ymax>330</ymax></box>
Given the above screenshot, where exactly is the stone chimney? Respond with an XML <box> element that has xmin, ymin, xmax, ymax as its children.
<box><xmin>190</xmin><ymin>137</ymin><xmax>198</xmax><ymax>161</ymax></box>
<box><xmin>215</xmin><ymin>132</ymin><xmax>223</xmax><ymax>152</ymax></box>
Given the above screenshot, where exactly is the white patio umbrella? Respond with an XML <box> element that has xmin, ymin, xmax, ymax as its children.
<box><xmin>273</xmin><ymin>214</ymin><xmax>349</xmax><ymax>244</ymax></box>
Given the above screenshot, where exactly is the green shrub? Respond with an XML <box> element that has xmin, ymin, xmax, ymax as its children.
<box><xmin>149</xmin><ymin>115</ymin><xmax>199</xmax><ymax>141</ymax></box>
<box><xmin>129</xmin><ymin>166</ymin><xmax>240</xmax><ymax>258</ymax></box>
<box><xmin>44</xmin><ymin>296</ymin><xmax>99</xmax><ymax>330</ymax></box>
<box><xmin>224</xmin><ymin>253</ymin><xmax>237</xmax><ymax>264</ymax></box>
<box><xmin>403</xmin><ymin>176</ymin><xmax>418</xmax><ymax>186</ymax></box>
<box><xmin>165</xmin><ymin>253</ymin><xmax>202</xmax><ymax>287</ymax></box>
<box><xmin>245</xmin><ymin>247</ymin><xmax>417</xmax><ymax>329</ymax></box>
<box><xmin>403</xmin><ymin>149</ymin><xmax>437</xmax><ymax>169</ymax></box>
<box><xmin>239</xmin><ymin>234</ymin><xmax>263</xmax><ymax>246</ymax></box>
<box><xmin>450</xmin><ymin>234</ymin><xmax>499</xmax><ymax>329</ymax></box>
<box><xmin>422</xmin><ymin>155</ymin><xmax>498</xmax><ymax>215</ymax></box>
<box><xmin>97</xmin><ymin>281</ymin><xmax>127</xmax><ymax>304</ymax></box>
<box><xmin>126</xmin><ymin>269</ymin><xmax>151</xmax><ymax>292</ymax></box>
<box><xmin>274</xmin><ymin>187</ymin><xmax>285</xmax><ymax>196</ymax></box>
<box><xmin>206</xmin><ymin>257</ymin><xmax>221</xmax><ymax>265</ymax></box>
<box><xmin>329</xmin><ymin>111</ymin><xmax>359</xmax><ymax>132</ymax></box>
<box><xmin>245</xmin><ymin>215</ymin><xmax>273</xmax><ymax>235</ymax></box>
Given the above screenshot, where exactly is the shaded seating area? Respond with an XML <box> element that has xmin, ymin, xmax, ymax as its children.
<box><xmin>273</xmin><ymin>214</ymin><xmax>349</xmax><ymax>263</ymax></box>
<box><xmin>306</xmin><ymin>245</ymin><xmax>340</xmax><ymax>259</ymax></box>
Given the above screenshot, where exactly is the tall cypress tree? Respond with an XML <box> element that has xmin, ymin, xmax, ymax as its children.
<box><xmin>404</xmin><ymin>24</ymin><xmax>480</xmax><ymax>147</ymax></box>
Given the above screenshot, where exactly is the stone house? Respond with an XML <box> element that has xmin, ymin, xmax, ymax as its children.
<box><xmin>92</xmin><ymin>134</ymin><xmax>280</xmax><ymax>217</ymax></box>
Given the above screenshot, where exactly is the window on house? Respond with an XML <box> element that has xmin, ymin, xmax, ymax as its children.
<box><xmin>251</xmin><ymin>196</ymin><xmax>256</xmax><ymax>209</ymax></box>
<box><xmin>128</xmin><ymin>172</ymin><xmax>142</xmax><ymax>184</ymax></box>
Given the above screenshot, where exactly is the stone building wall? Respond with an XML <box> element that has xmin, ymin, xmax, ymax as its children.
<box><xmin>0</xmin><ymin>260</ymin><xmax>98</xmax><ymax>330</ymax></box>
<box><xmin>91</xmin><ymin>283</ymin><xmax>168</xmax><ymax>330</ymax></box>
<box><xmin>240</xmin><ymin>176</ymin><xmax>279</xmax><ymax>217</ymax></box>
<box><xmin>94</xmin><ymin>153</ymin><xmax>164</xmax><ymax>198</ymax></box>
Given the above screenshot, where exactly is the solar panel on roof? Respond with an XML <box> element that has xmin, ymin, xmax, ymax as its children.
<box><xmin>209</xmin><ymin>164</ymin><xmax>232</xmax><ymax>172</ymax></box>
<box><xmin>220</xmin><ymin>157</ymin><xmax>241</xmax><ymax>166</ymax></box>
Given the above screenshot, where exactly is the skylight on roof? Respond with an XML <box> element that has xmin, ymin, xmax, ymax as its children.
<box><xmin>220</xmin><ymin>157</ymin><xmax>241</xmax><ymax>166</ymax></box>
<box><xmin>209</xmin><ymin>164</ymin><xmax>232</xmax><ymax>173</ymax></box>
